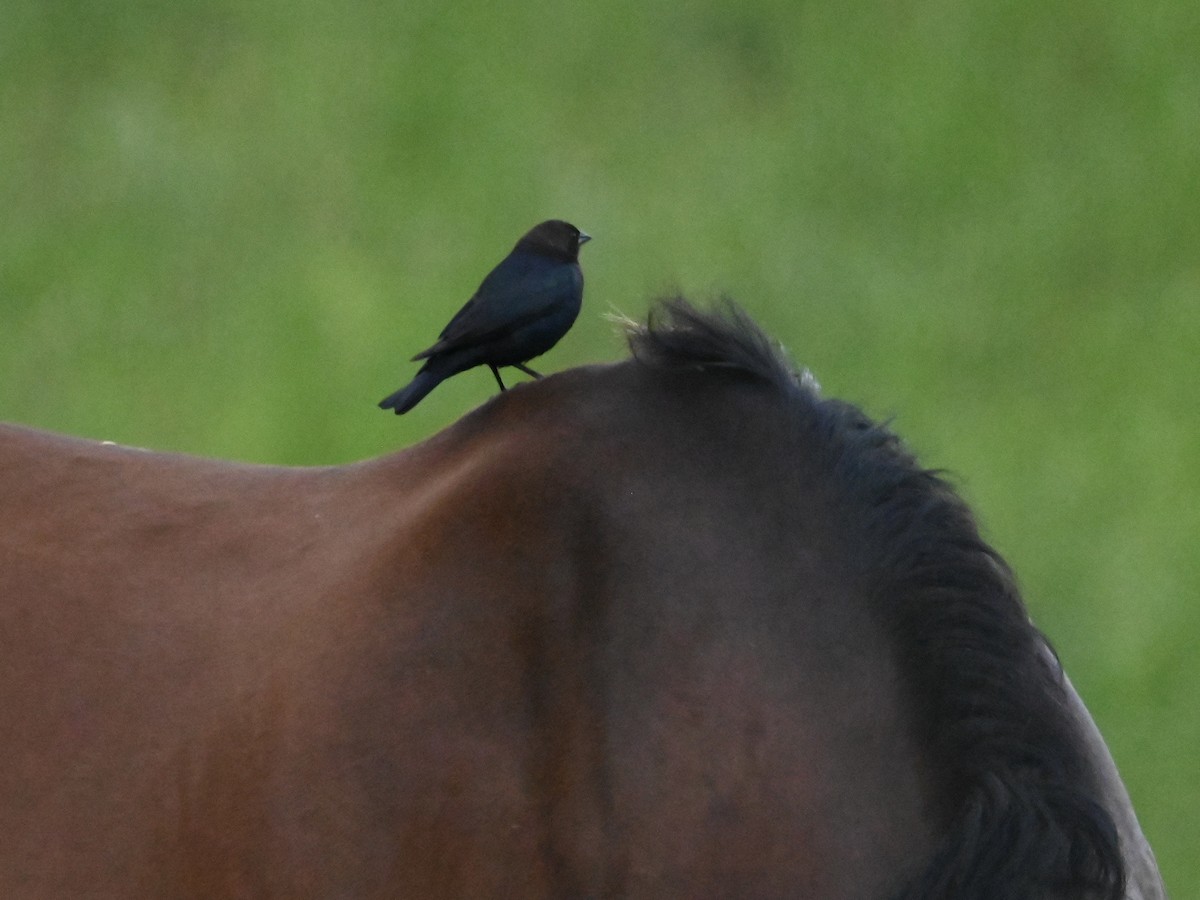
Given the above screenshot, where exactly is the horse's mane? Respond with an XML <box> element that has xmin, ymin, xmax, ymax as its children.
<box><xmin>626</xmin><ymin>298</ymin><xmax>1125</xmax><ymax>900</ymax></box>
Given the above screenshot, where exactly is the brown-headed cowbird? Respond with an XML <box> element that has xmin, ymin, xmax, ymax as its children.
<box><xmin>378</xmin><ymin>220</ymin><xmax>591</xmax><ymax>414</ymax></box>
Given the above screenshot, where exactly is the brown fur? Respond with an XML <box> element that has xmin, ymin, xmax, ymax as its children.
<box><xmin>0</xmin><ymin>302</ymin><xmax>1163</xmax><ymax>898</ymax></box>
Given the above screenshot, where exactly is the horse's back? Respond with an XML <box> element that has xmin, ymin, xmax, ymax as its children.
<box><xmin>0</xmin><ymin>300</ymin><xmax>1165</xmax><ymax>898</ymax></box>
<box><xmin>0</xmin><ymin>426</ymin><xmax>364</xmax><ymax>895</ymax></box>
<box><xmin>0</xmin><ymin>380</ymin><xmax>935</xmax><ymax>899</ymax></box>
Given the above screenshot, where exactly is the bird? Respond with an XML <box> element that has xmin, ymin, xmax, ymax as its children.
<box><xmin>378</xmin><ymin>220</ymin><xmax>591</xmax><ymax>415</ymax></box>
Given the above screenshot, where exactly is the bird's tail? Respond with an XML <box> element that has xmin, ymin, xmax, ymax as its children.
<box><xmin>378</xmin><ymin>370</ymin><xmax>442</xmax><ymax>415</ymax></box>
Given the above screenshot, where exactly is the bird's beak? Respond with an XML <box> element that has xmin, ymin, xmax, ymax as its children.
<box><xmin>578</xmin><ymin>232</ymin><xmax>592</xmax><ymax>245</ymax></box>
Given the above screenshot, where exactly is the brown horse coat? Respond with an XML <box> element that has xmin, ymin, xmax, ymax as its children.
<box><xmin>0</xmin><ymin>302</ymin><xmax>1164</xmax><ymax>898</ymax></box>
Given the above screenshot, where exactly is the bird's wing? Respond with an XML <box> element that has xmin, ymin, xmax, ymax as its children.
<box><xmin>412</xmin><ymin>253</ymin><xmax>579</xmax><ymax>360</ymax></box>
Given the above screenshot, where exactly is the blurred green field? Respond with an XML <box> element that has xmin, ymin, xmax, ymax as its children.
<box><xmin>3</xmin><ymin>0</ymin><xmax>1197</xmax><ymax>891</ymax></box>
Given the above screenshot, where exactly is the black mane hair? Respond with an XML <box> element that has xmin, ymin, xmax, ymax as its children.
<box><xmin>627</xmin><ymin>297</ymin><xmax>1125</xmax><ymax>900</ymax></box>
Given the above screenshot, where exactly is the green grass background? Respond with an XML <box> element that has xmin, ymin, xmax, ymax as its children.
<box><xmin>3</xmin><ymin>0</ymin><xmax>1196</xmax><ymax>890</ymax></box>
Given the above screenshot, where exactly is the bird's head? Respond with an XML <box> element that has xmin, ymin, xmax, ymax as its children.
<box><xmin>517</xmin><ymin>220</ymin><xmax>591</xmax><ymax>261</ymax></box>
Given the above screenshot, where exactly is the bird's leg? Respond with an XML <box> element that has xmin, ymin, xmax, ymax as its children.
<box><xmin>489</xmin><ymin>365</ymin><xmax>507</xmax><ymax>391</ymax></box>
<box><xmin>513</xmin><ymin>363</ymin><xmax>543</xmax><ymax>379</ymax></box>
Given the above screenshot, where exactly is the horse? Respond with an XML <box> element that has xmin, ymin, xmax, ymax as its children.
<box><xmin>0</xmin><ymin>299</ymin><xmax>1165</xmax><ymax>899</ymax></box>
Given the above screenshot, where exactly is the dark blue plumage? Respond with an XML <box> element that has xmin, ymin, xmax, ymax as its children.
<box><xmin>378</xmin><ymin>220</ymin><xmax>591</xmax><ymax>415</ymax></box>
